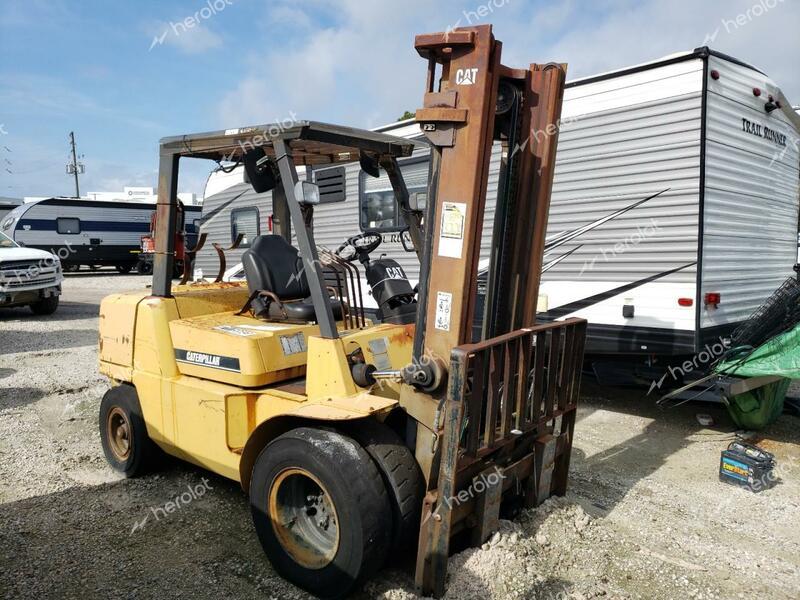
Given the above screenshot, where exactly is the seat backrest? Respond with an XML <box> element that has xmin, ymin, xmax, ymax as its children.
<box><xmin>242</xmin><ymin>235</ymin><xmax>310</xmax><ymax>300</ymax></box>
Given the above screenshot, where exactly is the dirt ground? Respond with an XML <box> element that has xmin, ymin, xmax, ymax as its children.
<box><xmin>1</xmin><ymin>273</ymin><xmax>798</xmax><ymax>599</ymax></box>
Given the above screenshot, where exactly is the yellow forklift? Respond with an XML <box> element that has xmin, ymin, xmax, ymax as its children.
<box><xmin>98</xmin><ymin>25</ymin><xmax>586</xmax><ymax>598</ymax></box>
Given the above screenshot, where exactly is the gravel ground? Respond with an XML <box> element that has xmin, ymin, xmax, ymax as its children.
<box><xmin>1</xmin><ymin>272</ymin><xmax>799</xmax><ymax>599</ymax></box>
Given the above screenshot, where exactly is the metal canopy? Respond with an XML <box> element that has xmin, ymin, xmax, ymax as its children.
<box><xmin>159</xmin><ymin>120</ymin><xmax>419</xmax><ymax>165</ymax></box>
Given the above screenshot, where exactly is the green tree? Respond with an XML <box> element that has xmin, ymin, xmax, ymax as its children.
<box><xmin>397</xmin><ymin>110</ymin><xmax>415</xmax><ymax>121</ymax></box>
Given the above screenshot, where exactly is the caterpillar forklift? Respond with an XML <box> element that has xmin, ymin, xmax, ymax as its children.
<box><xmin>98</xmin><ymin>25</ymin><xmax>586</xmax><ymax>598</ymax></box>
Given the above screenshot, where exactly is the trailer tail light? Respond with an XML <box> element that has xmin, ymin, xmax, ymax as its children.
<box><xmin>678</xmin><ymin>298</ymin><xmax>693</xmax><ymax>307</ymax></box>
<box><xmin>753</xmin><ymin>87</ymin><xmax>762</xmax><ymax>97</ymax></box>
<box><xmin>268</xmin><ymin>214</ymin><xmax>274</xmax><ymax>232</ymax></box>
<box><xmin>704</xmin><ymin>292</ymin><xmax>721</xmax><ymax>307</ymax></box>
<box><xmin>710</xmin><ymin>69</ymin><xmax>720</xmax><ymax>80</ymax></box>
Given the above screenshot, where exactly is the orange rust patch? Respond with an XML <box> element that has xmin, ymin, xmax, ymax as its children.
<box><xmin>388</xmin><ymin>323</ymin><xmax>416</xmax><ymax>345</ymax></box>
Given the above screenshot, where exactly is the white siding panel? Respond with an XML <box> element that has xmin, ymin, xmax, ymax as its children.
<box><xmin>700</xmin><ymin>56</ymin><xmax>800</xmax><ymax>328</ymax></box>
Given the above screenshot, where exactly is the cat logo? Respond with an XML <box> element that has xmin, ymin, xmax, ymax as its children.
<box><xmin>455</xmin><ymin>68</ymin><xmax>479</xmax><ymax>85</ymax></box>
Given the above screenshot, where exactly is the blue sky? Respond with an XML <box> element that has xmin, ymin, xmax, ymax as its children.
<box><xmin>1</xmin><ymin>0</ymin><xmax>798</xmax><ymax>198</ymax></box>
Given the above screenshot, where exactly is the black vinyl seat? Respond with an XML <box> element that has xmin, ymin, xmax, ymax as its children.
<box><xmin>242</xmin><ymin>235</ymin><xmax>343</xmax><ymax>322</ymax></box>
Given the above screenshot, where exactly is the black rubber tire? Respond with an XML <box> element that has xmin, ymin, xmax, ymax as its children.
<box><xmin>173</xmin><ymin>260</ymin><xmax>184</xmax><ymax>279</ymax></box>
<box><xmin>116</xmin><ymin>263</ymin><xmax>133</xmax><ymax>274</ymax></box>
<box><xmin>64</xmin><ymin>263</ymin><xmax>80</xmax><ymax>273</ymax></box>
<box><xmin>343</xmin><ymin>419</ymin><xmax>425</xmax><ymax>552</ymax></box>
<box><xmin>136</xmin><ymin>260</ymin><xmax>153</xmax><ymax>275</ymax></box>
<box><xmin>30</xmin><ymin>295</ymin><xmax>59</xmax><ymax>315</ymax></box>
<box><xmin>249</xmin><ymin>427</ymin><xmax>391</xmax><ymax>599</ymax></box>
<box><xmin>99</xmin><ymin>385</ymin><xmax>157</xmax><ymax>477</ymax></box>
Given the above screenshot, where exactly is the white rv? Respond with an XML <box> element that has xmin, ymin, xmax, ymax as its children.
<box><xmin>1</xmin><ymin>198</ymin><xmax>202</xmax><ymax>273</ymax></box>
<box><xmin>197</xmin><ymin>47</ymin><xmax>799</xmax><ymax>357</ymax></box>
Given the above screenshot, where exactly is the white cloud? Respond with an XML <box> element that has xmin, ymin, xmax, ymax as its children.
<box><xmin>148</xmin><ymin>19</ymin><xmax>224</xmax><ymax>55</ymax></box>
<box><xmin>217</xmin><ymin>0</ymin><xmax>800</xmax><ymax>131</ymax></box>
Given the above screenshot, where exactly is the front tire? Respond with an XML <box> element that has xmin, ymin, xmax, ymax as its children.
<box><xmin>99</xmin><ymin>385</ymin><xmax>157</xmax><ymax>477</ymax></box>
<box><xmin>30</xmin><ymin>295</ymin><xmax>59</xmax><ymax>315</ymax></box>
<box><xmin>342</xmin><ymin>419</ymin><xmax>425</xmax><ymax>552</ymax></box>
<box><xmin>249</xmin><ymin>427</ymin><xmax>391</xmax><ymax>599</ymax></box>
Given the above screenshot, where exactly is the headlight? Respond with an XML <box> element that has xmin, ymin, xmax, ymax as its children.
<box><xmin>1</xmin><ymin>217</ymin><xmax>14</xmax><ymax>230</ymax></box>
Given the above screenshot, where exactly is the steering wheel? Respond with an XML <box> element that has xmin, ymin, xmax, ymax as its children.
<box><xmin>335</xmin><ymin>232</ymin><xmax>382</xmax><ymax>262</ymax></box>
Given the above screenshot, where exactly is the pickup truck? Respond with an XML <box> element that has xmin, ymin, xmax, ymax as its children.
<box><xmin>0</xmin><ymin>231</ymin><xmax>63</xmax><ymax>315</ymax></box>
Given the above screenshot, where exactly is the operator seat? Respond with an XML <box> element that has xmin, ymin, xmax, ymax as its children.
<box><xmin>242</xmin><ymin>235</ymin><xmax>343</xmax><ymax>322</ymax></box>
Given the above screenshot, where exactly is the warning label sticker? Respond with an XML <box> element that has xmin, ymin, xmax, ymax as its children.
<box><xmin>214</xmin><ymin>323</ymin><xmax>294</xmax><ymax>336</ymax></box>
<box><xmin>368</xmin><ymin>337</ymin><xmax>392</xmax><ymax>371</ymax></box>
<box><xmin>214</xmin><ymin>325</ymin><xmax>259</xmax><ymax>337</ymax></box>
<box><xmin>435</xmin><ymin>291</ymin><xmax>453</xmax><ymax>331</ymax></box>
<box><xmin>438</xmin><ymin>202</ymin><xmax>466</xmax><ymax>259</ymax></box>
<box><xmin>279</xmin><ymin>333</ymin><xmax>307</xmax><ymax>356</ymax></box>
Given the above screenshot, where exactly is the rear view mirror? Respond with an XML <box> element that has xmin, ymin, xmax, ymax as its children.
<box><xmin>243</xmin><ymin>148</ymin><xmax>277</xmax><ymax>193</ymax></box>
<box><xmin>295</xmin><ymin>181</ymin><xmax>320</xmax><ymax>205</ymax></box>
<box><xmin>409</xmin><ymin>191</ymin><xmax>427</xmax><ymax>212</ymax></box>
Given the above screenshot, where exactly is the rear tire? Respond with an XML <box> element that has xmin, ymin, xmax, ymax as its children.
<box><xmin>99</xmin><ymin>385</ymin><xmax>157</xmax><ymax>477</ymax></box>
<box><xmin>249</xmin><ymin>427</ymin><xmax>391</xmax><ymax>599</ymax></box>
<box><xmin>30</xmin><ymin>295</ymin><xmax>59</xmax><ymax>315</ymax></box>
<box><xmin>116</xmin><ymin>263</ymin><xmax>133</xmax><ymax>274</ymax></box>
<box><xmin>64</xmin><ymin>264</ymin><xmax>80</xmax><ymax>273</ymax></box>
<box><xmin>342</xmin><ymin>419</ymin><xmax>425</xmax><ymax>552</ymax></box>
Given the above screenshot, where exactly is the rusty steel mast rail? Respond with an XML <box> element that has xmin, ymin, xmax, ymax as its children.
<box><xmin>407</xmin><ymin>24</ymin><xmax>585</xmax><ymax>597</ymax></box>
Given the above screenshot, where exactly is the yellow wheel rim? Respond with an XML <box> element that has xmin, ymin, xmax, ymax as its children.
<box><xmin>268</xmin><ymin>467</ymin><xmax>340</xmax><ymax>570</ymax></box>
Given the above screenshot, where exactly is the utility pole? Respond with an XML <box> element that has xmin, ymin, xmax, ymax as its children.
<box><xmin>66</xmin><ymin>131</ymin><xmax>84</xmax><ymax>198</ymax></box>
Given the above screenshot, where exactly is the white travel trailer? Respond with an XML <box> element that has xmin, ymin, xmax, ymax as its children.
<box><xmin>0</xmin><ymin>198</ymin><xmax>22</xmax><ymax>222</ymax></box>
<box><xmin>1</xmin><ymin>197</ymin><xmax>202</xmax><ymax>272</ymax></box>
<box><xmin>197</xmin><ymin>47</ymin><xmax>799</xmax><ymax>358</ymax></box>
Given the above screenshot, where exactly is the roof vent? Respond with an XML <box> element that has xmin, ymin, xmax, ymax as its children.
<box><xmin>313</xmin><ymin>166</ymin><xmax>346</xmax><ymax>204</ymax></box>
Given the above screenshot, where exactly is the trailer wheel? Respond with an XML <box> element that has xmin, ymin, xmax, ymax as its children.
<box><xmin>64</xmin><ymin>264</ymin><xmax>80</xmax><ymax>273</ymax></box>
<box><xmin>249</xmin><ymin>427</ymin><xmax>391</xmax><ymax>598</ymax></box>
<box><xmin>30</xmin><ymin>295</ymin><xmax>59</xmax><ymax>315</ymax></box>
<box><xmin>136</xmin><ymin>260</ymin><xmax>153</xmax><ymax>275</ymax></box>
<box><xmin>342</xmin><ymin>419</ymin><xmax>425</xmax><ymax>552</ymax></box>
<box><xmin>99</xmin><ymin>385</ymin><xmax>157</xmax><ymax>477</ymax></box>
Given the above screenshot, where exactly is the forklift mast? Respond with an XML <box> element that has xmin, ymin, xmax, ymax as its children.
<box><xmin>413</xmin><ymin>24</ymin><xmax>566</xmax><ymax>373</ymax></box>
<box><xmin>404</xmin><ymin>25</ymin><xmax>586</xmax><ymax>595</ymax></box>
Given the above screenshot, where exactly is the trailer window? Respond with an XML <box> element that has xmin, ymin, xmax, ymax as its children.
<box><xmin>231</xmin><ymin>207</ymin><xmax>259</xmax><ymax>248</ymax></box>
<box><xmin>56</xmin><ymin>218</ymin><xmax>81</xmax><ymax>235</ymax></box>
<box><xmin>359</xmin><ymin>158</ymin><xmax>429</xmax><ymax>232</ymax></box>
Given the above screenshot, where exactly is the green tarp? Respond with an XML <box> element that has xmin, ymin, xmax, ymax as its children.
<box><xmin>715</xmin><ymin>324</ymin><xmax>800</xmax><ymax>429</ymax></box>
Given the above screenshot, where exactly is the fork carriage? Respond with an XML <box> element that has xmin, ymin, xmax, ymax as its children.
<box><xmin>417</xmin><ymin>318</ymin><xmax>587</xmax><ymax>594</ymax></box>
